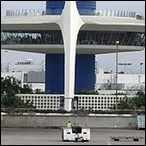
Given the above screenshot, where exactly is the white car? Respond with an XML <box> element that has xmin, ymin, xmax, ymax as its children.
<box><xmin>62</xmin><ymin>126</ymin><xmax>90</xmax><ymax>142</ymax></box>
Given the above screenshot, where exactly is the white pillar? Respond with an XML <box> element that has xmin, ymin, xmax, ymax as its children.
<box><xmin>57</xmin><ymin>1</ymin><xmax>84</xmax><ymax>111</ymax></box>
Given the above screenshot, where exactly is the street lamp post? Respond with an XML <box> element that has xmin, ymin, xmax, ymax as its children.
<box><xmin>140</xmin><ymin>63</ymin><xmax>143</xmax><ymax>74</ymax></box>
<box><xmin>139</xmin><ymin>63</ymin><xmax>143</xmax><ymax>89</ymax></box>
<box><xmin>115</xmin><ymin>41</ymin><xmax>119</xmax><ymax>110</ymax></box>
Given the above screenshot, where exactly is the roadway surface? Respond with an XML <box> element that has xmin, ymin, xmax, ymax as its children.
<box><xmin>1</xmin><ymin>127</ymin><xmax>145</xmax><ymax>145</ymax></box>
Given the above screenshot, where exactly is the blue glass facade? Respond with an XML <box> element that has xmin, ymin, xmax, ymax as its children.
<box><xmin>46</xmin><ymin>1</ymin><xmax>96</xmax><ymax>15</ymax></box>
<box><xmin>46</xmin><ymin>1</ymin><xmax>65</xmax><ymax>15</ymax></box>
<box><xmin>45</xmin><ymin>54</ymin><xmax>64</xmax><ymax>94</ymax></box>
<box><xmin>45</xmin><ymin>1</ymin><xmax>96</xmax><ymax>93</ymax></box>
<box><xmin>76</xmin><ymin>1</ymin><xmax>96</xmax><ymax>15</ymax></box>
<box><xmin>45</xmin><ymin>54</ymin><xmax>95</xmax><ymax>93</ymax></box>
<box><xmin>75</xmin><ymin>55</ymin><xmax>95</xmax><ymax>93</ymax></box>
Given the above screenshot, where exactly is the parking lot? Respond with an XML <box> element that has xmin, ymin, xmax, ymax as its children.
<box><xmin>1</xmin><ymin>127</ymin><xmax>145</xmax><ymax>145</ymax></box>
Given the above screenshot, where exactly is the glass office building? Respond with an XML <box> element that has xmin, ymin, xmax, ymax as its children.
<box><xmin>45</xmin><ymin>1</ymin><xmax>96</xmax><ymax>93</ymax></box>
<box><xmin>2</xmin><ymin>1</ymin><xmax>144</xmax><ymax>96</ymax></box>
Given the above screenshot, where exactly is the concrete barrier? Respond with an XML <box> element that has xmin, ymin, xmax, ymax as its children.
<box><xmin>1</xmin><ymin>114</ymin><xmax>137</xmax><ymax>129</ymax></box>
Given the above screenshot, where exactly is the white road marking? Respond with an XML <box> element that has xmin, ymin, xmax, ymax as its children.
<box><xmin>107</xmin><ymin>141</ymin><xmax>111</xmax><ymax>145</ymax></box>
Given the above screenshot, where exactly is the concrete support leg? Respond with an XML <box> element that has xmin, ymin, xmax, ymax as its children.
<box><xmin>57</xmin><ymin>1</ymin><xmax>84</xmax><ymax>111</ymax></box>
<box><xmin>64</xmin><ymin>98</ymin><xmax>73</xmax><ymax>111</ymax></box>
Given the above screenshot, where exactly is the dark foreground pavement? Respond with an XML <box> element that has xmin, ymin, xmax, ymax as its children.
<box><xmin>1</xmin><ymin>127</ymin><xmax>145</xmax><ymax>145</ymax></box>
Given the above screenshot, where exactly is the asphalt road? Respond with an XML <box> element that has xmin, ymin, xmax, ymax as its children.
<box><xmin>1</xmin><ymin>128</ymin><xmax>145</xmax><ymax>145</ymax></box>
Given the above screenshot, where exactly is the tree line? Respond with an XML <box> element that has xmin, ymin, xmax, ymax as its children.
<box><xmin>1</xmin><ymin>76</ymin><xmax>145</xmax><ymax>111</ymax></box>
<box><xmin>1</xmin><ymin>76</ymin><xmax>34</xmax><ymax>109</ymax></box>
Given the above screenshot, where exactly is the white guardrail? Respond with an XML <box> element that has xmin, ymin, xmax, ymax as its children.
<box><xmin>5</xmin><ymin>9</ymin><xmax>142</xmax><ymax>19</ymax></box>
<box><xmin>16</xmin><ymin>94</ymin><xmax>135</xmax><ymax>111</ymax></box>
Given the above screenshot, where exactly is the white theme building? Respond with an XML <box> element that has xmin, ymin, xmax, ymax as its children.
<box><xmin>1</xmin><ymin>1</ymin><xmax>145</xmax><ymax>111</ymax></box>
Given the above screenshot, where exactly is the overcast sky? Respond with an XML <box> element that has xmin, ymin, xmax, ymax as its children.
<box><xmin>1</xmin><ymin>1</ymin><xmax>145</xmax><ymax>74</ymax></box>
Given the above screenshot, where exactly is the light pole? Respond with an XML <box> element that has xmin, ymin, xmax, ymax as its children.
<box><xmin>140</xmin><ymin>63</ymin><xmax>143</xmax><ymax>74</ymax></box>
<box><xmin>139</xmin><ymin>63</ymin><xmax>143</xmax><ymax>89</ymax></box>
<box><xmin>115</xmin><ymin>41</ymin><xmax>119</xmax><ymax>110</ymax></box>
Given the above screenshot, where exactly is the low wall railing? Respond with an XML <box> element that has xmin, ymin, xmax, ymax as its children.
<box><xmin>5</xmin><ymin>9</ymin><xmax>143</xmax><ymax>19</ymax></box>
<box><xmin>16</xmin><ymin>94</ymin><xmax>135</xmax><ymax>111</ymax></box>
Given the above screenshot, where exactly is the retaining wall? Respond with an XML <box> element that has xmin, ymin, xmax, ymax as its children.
<box><xmin>1</xmin><ymin>114</ymin><xmax>137</xmax><ymax>129</ymax></box>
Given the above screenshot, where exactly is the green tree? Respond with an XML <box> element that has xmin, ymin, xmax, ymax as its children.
<box><xmin>113</xmin><ymin>90</ymin><xmax>145</xmax><ymax>110</ymax></box>
<box><xmin>77</xmin><ymin>90</ymin><xmax>99</xmax><ymax>95</ymax></box>
<box><xmin>112</xmin><ymin>97</ymin><xmax>134</xmax><ymax>109</ymax></box>
<box><xmin>34</xmin><ymin>88</ymin><xmax>45</xmax><ymax>94</ymax></box>
<box><xmin>20</xmin><ymin>84</ymin><xmax>33</xmax><ymax>94</ymax></box>
<box><xmin>134</xmin><ymin>90</ymin><xmax>145</xmax><ymax>108</ymax></box>
<box><xmin>2</xmin><ymin>76</ymin><xmax>23</xmax><ymax>95</ymax></box>
<box><xmin>1</xmin><ymin>76</ymin><xmax>34</xmax><ymax>109</ymax></box>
